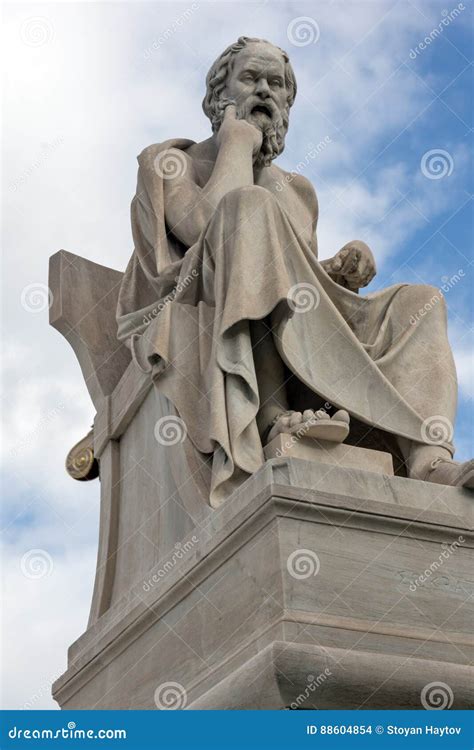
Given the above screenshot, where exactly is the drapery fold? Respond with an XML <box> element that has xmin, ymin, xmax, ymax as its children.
<box><xmin>117</xmin><ymin>141</ymin><xmax>456</xmax><ymax>506</ymax></box>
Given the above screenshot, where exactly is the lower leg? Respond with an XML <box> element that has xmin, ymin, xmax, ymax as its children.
<box><xmin>398</xmin><ymin>437</ymin><xmax>474</xmax><ymax>488</ymax></box>
<box><xmin>250</xmin><ymin>318</ymin><xmax>289</xmax><ymax>438</ymax></box>
<box><xmin>251</xmin><ymin>318</ymin><xmax>350</xmax><ymax>444</ymax></box>
<box><xmin>399</xmin><ymin>437</ymin><xmax>452</xmax><ymax>480</ymax></box>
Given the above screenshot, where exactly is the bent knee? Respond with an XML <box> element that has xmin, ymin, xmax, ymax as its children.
<box><xmin>404</xmin><ymin>284</ymin><xmax>445</xmax><ymax>307</ymax></box>
<box><xmin>401</xmin><ymin>284</ymin><xmax>447</xmax><ymax>325</ymax></box>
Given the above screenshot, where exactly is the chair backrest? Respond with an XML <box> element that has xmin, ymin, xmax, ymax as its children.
<box><xmin>49</xmin><ymin>250</ymin><xmax>131</xmax><ymax>409</ymax></box>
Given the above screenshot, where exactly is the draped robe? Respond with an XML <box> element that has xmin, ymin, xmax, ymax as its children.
<box><xmin>117</xmin><ymin>140</ymin><xmax>457</xmax><ymax>506</ymax></box>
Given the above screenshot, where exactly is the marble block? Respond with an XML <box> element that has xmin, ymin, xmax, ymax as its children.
<box><xmin>53</xmin><ymin>457</ymin><xmax>474</xmax><ymax>710</ymax></box>
<box><xmin>264</xmin><ymin>434</ymin><xmax>394</xmax><ymax>475</ymax></box>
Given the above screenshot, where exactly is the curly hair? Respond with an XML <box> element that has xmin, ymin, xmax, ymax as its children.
<box><xmin>202</xmin><ymin>36</ymin><xmax>297</xmax><ymax>131</ymax></box>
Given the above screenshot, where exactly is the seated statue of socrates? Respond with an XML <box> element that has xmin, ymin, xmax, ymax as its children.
<box><xmin>116</xmin><ymin>35</ymin><xmax>473</xmax><ymax>506</ymax></box>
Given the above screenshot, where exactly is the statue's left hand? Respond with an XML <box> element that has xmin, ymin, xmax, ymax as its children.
<box><xmin>324</xmin><ymin>241</ymin><xmax>376</xmax><ymax>291</ymax></box>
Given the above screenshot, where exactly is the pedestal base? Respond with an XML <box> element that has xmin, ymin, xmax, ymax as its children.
<box><xmin>53</xmin><ymin>459</ymin><xmax>473</xmax><ymax>710</ymax></box>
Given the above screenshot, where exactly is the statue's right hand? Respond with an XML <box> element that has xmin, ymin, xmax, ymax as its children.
<box><xmin>216</xmin><ymin>104</ymin><xmax>263</xmax><ymax>159</ymax></box>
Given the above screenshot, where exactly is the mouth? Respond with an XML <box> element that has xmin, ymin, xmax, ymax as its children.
<box><xmin>250</xmin><ymin>103</ymin><xmax>273</xmax><ymax>119</ymax></box>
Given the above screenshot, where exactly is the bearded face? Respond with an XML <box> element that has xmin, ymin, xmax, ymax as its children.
<box><xmin>233</xmin><ymin>95</ymin><xmax>289</xmax><ymax>168</ymax></box>
<box><xmin>210</xmin><ymin>41</ymin><xmax>292</xmax><ymax>168</ymax></box>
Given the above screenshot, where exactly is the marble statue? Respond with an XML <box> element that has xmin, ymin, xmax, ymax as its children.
<box><xmin>116</xmin><ymin>36</ymin><xmax>473</xmax><ymax>506</ymax></box>
<box><xmin>51</xmin><ymin>37</ymin><xmax>473</xmax><ymax>711</ymax></box>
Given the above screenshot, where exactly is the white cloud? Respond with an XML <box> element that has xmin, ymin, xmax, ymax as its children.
<box><xmin>2</xmin><ymin>542</ymin><xmax>97</xmax><ymax>709</ymax></box>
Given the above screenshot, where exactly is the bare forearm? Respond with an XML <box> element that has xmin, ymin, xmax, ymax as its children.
<box><xmin>202</xmin><ymin>139</ymin><xmax>254</xmax><ymax>209</ymax></box>
<box><xmin>164</xmin><ymin>106</ymin><xmax>262</xmax><ymax>246</ymax></box>
<box><xmin>167</xmin><ymin>142</ymin><xmax>254</xmax><ymax>246</ymax></box>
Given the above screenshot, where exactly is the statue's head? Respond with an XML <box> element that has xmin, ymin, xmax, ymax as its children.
<box><xmin>203</xmin><ymin>37</ymin><xmax>297</xmax><ymax>168</ymax></box>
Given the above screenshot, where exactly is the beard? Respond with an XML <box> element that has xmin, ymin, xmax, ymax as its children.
<box><xmin>215</xmin><ymin>95</ymin><xmax>289</xmax><ymax>168</ymax></box>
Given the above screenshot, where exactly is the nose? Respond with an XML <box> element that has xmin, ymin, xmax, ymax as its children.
<box><xmin>255</xmin><ymin>77</ymin><xmax>270</xmax><ymax>97</ymax></box>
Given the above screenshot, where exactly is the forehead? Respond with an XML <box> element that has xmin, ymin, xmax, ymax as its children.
<box><xmin>232</xmin><ymin>44</ymin><xmax>286</xmax><ymax>75</ymax></box>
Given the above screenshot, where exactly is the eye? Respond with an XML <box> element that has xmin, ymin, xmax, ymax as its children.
<box><xmin>270</xmin><ymin>78</ymin><xmax>283</xmax><ymax>88</ymax></box>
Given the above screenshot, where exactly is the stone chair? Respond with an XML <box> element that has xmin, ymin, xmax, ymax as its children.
<box><xmin>50</xmin><ymin>250</ymin><xmax>473</xmax><ymax>710</ymax></box>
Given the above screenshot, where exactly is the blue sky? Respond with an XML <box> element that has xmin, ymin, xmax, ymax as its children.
<box><xmin>2</xmin><ymin>0</ymin><xmax>473</xmax><ymax>708</ymax></box>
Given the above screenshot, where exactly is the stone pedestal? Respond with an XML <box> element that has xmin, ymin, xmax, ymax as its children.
<box><xmin>52</xmin><ymin>452</ymin><xmax>473</xmax><ymax>709</ymax></box>
<box><xmin>50</xmin><ymin>251</ymin><xmax>474</xmax><ymax>711</ymax></box>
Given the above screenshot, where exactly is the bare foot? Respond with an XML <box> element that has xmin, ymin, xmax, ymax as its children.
<box><xmin>267</xmin><ymin>409</ymin><xmax>350</xmax><ymax>444</ymax></box>
<box><xmin>424</xmin><ymin>458</ymin><xmax>474</xmax><ymax>488</ymax></box>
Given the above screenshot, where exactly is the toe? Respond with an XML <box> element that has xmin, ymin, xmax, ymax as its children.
<box><xmin>290</xmin><ymin>412</ymin><xmax>302</xmax><ymax>427</ymax></box>
<box><xmin>303</xmin><ymin>409</ymin><xmax>314</xmax><ymax>422</ymax></box>
<box><xmin>316</xmin><ymin>409</ymin><xmax>330</xmax><ymax>420</ymax></box>
<box><xmin>280</xmin><ymin>416</ymin><xmax>292</xmax><ymax>430</ymax></box>
<box><xmin>333</xmin><ymin>409</ymin><xmax>350</xmax><ymax>424</ymax></box>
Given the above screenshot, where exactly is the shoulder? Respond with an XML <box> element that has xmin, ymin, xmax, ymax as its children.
<box><xmin>136</xmin><ymin>140</ymin><xmax>197</xmax><ymax>188</ymax></box>
<box><xmin>137</xmin><ymin>139</ymin><xmax>196</xmax><ymax>171</ymax></box>
<box><xmin>271</xmin><ymin>165</ymin><xmax>318</xmax><ymax>209</ymax></box>
<box><xmin>289</xmin><ymin>172</ymin><xmax>317</xmax><ymax>202</ymax></box>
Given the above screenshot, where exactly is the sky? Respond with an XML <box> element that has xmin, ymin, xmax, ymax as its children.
<box><xmin>2</xmin><ymin>0</ymin><xmax>473</xmax><ymax>709</ymax></box>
